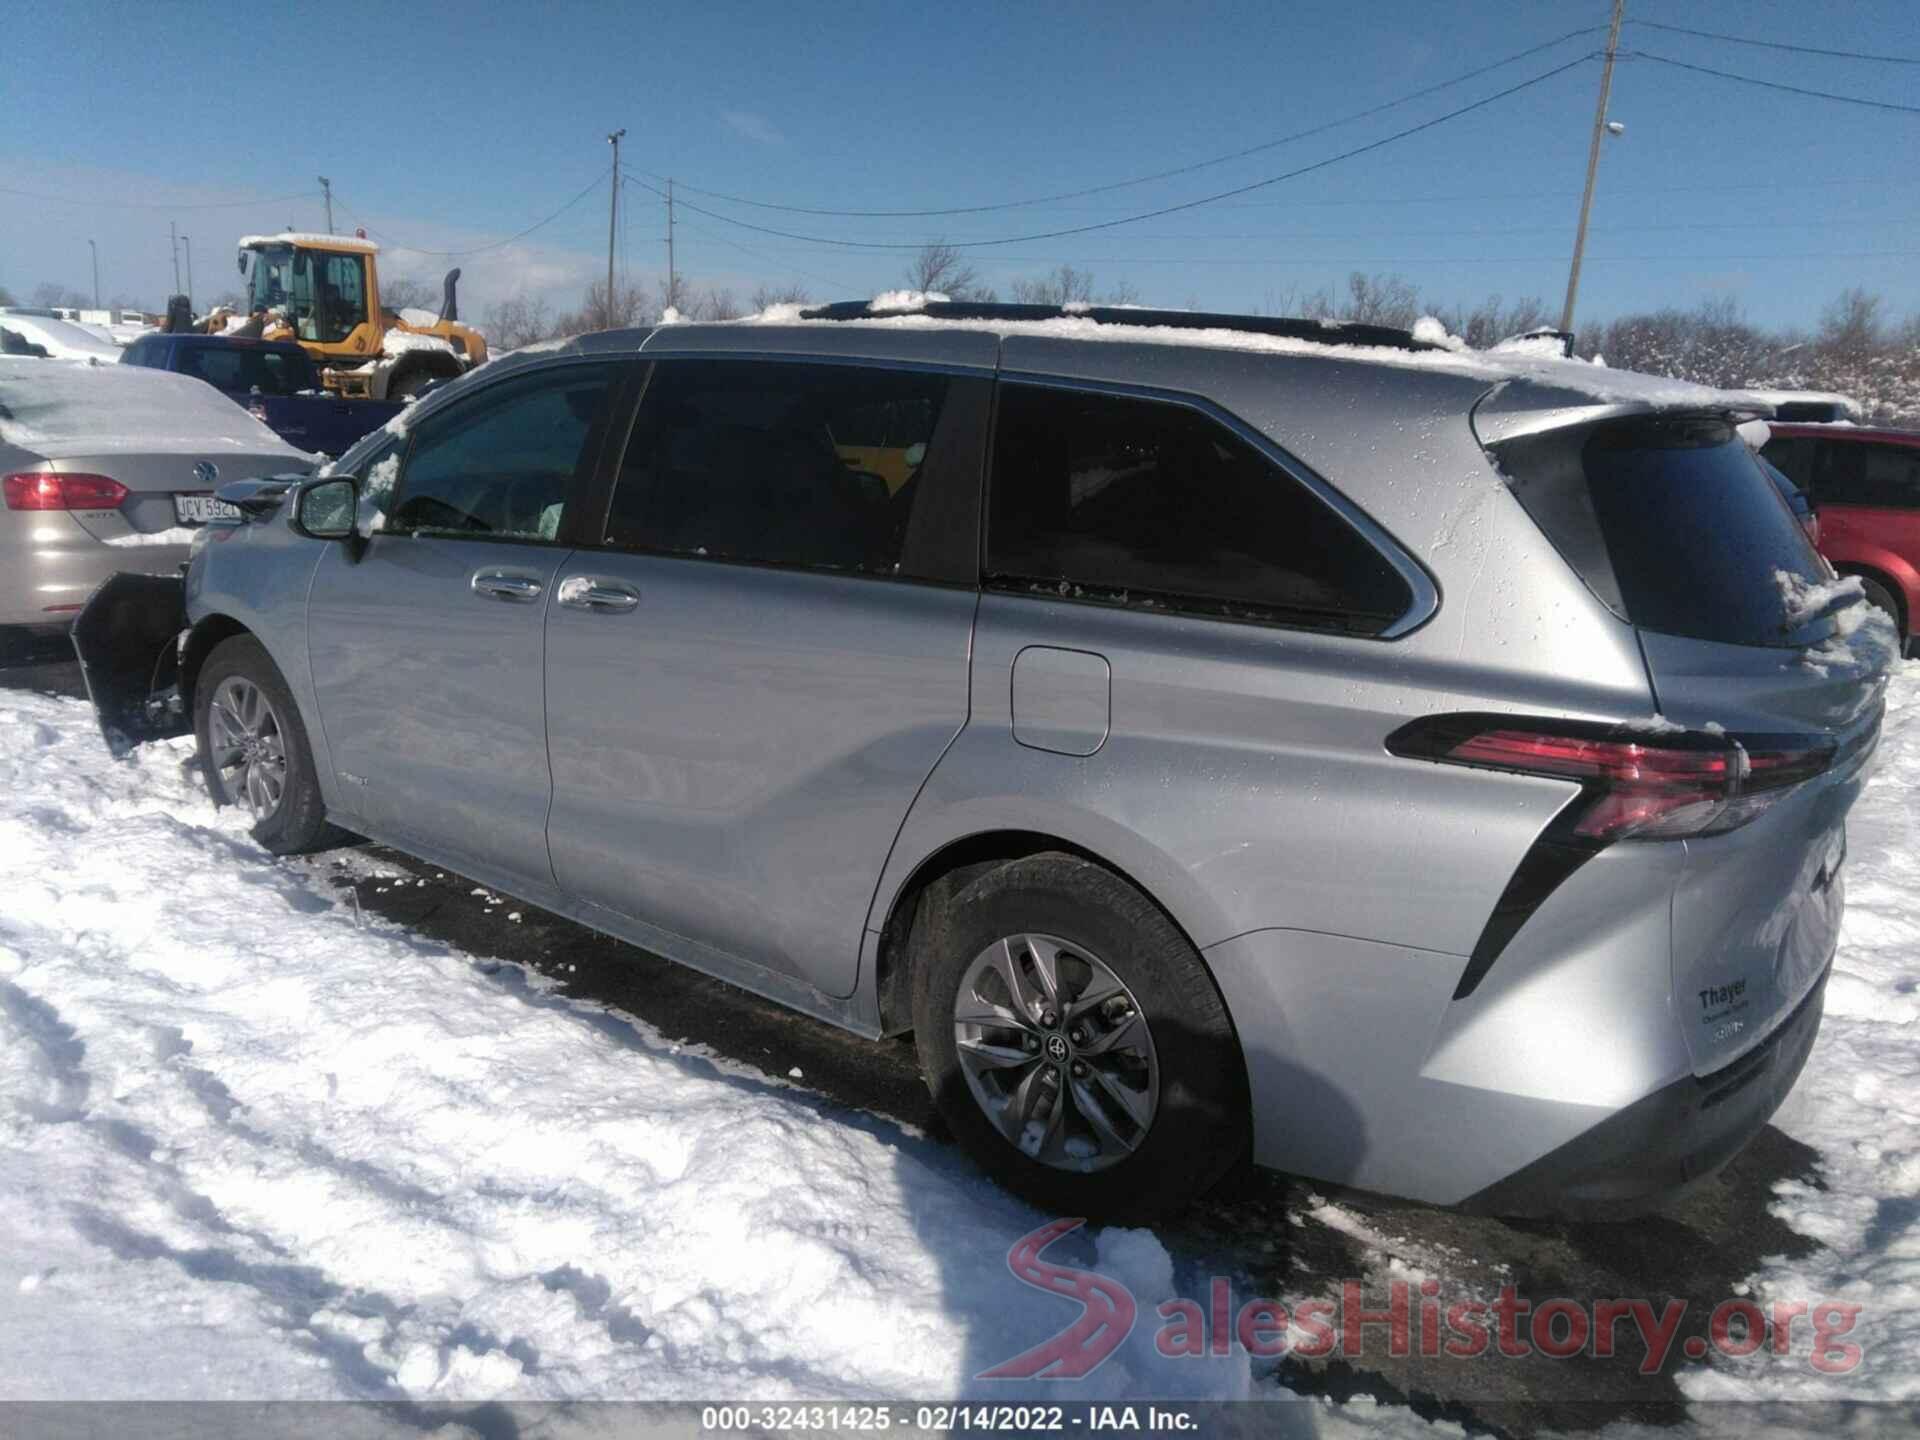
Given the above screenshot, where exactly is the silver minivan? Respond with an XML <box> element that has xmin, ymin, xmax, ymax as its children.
<box><xmin>77</xmin><ymin>301</ymin><xmax>1896</xmax><ymax>1219</ymax></box>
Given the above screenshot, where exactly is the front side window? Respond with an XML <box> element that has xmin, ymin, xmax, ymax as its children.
<box><xmin>383</xmin><ymin>364</ymin><xmax>616</xmax><ymax>540</ymax></box>
<box><xmin>603</xmin><ymin>359</ymin><xmax>951</xmax><ymax>576</ymax></box>
<box><xmin>986</xmin><ymin>384</ymin><xmax>1412</xmax><ymax>633</ymax></box>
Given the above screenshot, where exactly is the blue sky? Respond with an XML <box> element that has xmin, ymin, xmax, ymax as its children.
<box><xmin>4</xmin><ymin>0</ymin><xmax>1917</xmax><ymax>335</ymax></box>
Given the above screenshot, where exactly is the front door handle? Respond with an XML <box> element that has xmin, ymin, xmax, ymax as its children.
<box><xmin>556</xmin><ymin>575</ymin><xmax>640</xmax><ymax>613</ymax></box>
<box><xmin>471</xmin><ymin>571</ymin><xmax>544</xmax><ymax>603</ymax></box>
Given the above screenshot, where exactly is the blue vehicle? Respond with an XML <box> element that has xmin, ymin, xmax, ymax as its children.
<box><xmin>120</xmin><ymin>333</ymin><xmax>403</xmax><ymax>457</ymax></box>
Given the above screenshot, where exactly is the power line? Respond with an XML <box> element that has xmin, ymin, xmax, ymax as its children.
<box><xmin>627</xmin><ymin>54</ymin><xmax>1596</xmax><ymax>252</ymax></box>
<box><xmin>1623</xmin><ymin>51</ymin><xmax>1920</xmax><ymax>115</ymax></box>
<box><xmin>670</xmin><ymin>215</ymin><xmax>852</xmax><ymax>292</ymax></box>
<box><xmin>643</xmin><ymin>25</ymin><xmax>1605</xmax><ymax>220</ymax></box>
<box><xmin>668</xmin><ymin>243</ymin><xmax>1920</xmax><ymax>269</ymax></box>
<box><xmin>337</xmin><ymin>168</ymin><xmax>611</xmax><ymax>258</ymax></box>
<box><xmin>0</xmin><ymin>184</ymin><xmax>314</xmax><ymax>211</ymax></box>
<box><xmin>1628</xmin><ymin>18</ymin><xmax>1920</xmax><ymax>65</ymax></box>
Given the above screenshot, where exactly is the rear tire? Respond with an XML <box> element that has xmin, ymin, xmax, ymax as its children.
<box><xmin>193</xmin><ymin>636</ymin><xmax>344</xmax><ymax>855</ymax></box>
<box><xmin>912</xmin><ymin>852</ymin><xmax>1248</xmax><ymax>1220</ymax></box>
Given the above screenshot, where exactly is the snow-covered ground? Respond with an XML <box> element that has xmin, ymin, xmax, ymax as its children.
<box><xmin>0</xmin><ymin>664</ymin><xmax>1915</xmax><ymax>1425</ymax></box>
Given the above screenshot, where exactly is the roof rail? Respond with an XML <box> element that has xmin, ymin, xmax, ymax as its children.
<box><xmin>794</xmin><ymin>299</ymin><xmax>1440</xmax><ymax>353</ymax></box>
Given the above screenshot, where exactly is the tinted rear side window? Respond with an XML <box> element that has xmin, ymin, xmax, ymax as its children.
<box><xmin>604</xmin><ymin>359</ymin><xmax>958</xmax><ymax>579</ymax></box>
<box><xmin>1822</xmin><ymin>440</ymin><xmax>1920</xmax><ymax>510</ymax></box>
<box><xmin>1499</xmin><ymin>416</ymin><xmax>1827</xmax><ymax>648</ymax></box>
<box><xmin>986</xmin><ymin>384</ymin><xmax>1411</xmax><ymax>634</ymax></box>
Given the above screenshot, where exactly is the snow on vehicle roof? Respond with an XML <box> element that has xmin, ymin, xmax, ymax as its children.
<box><xmin>239</xmin><ymin>232</ymin><xmax>379</xmax><ymax>255</ymax></box>
<box><xmin>0</xmin><ymin>312</ymin><xmax>123</xmax><ymax>363</ymax></box>
<box><xmin>730</xmin><ymin>297</ymin><xmax>1738</xmax><ymax>413</ymax></box>
<box><xmin>1728</xmin><ymin>387</ymin><xmax>1863</xmax><ymax>420</ymax></box>
<box><xmin>0</xmin><ymin>357</ymin><xmax>307</xmax><ymax>459</ymax></box>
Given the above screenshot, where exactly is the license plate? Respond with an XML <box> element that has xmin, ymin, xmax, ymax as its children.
<box><xmin>174</xmin><ymin>493</ymin><xmax>241</xmax><ymax>524</ymax></box>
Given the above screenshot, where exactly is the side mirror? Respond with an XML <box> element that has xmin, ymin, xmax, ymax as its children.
<box><xmin>291</xmin><ymin>476</ymin><xmax>359</xmax><ymax>542</ymax></box>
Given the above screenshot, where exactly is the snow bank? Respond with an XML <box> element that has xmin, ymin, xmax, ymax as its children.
<box><xmin>1682</xmin><ymin>660</ymin><xmax>1920</xmax><ymax>1404</ymax></box>
<box><xmin>0</xmin><ymin>700</ymin><xmax>1275</xmax><ymax>1407</ymax></box>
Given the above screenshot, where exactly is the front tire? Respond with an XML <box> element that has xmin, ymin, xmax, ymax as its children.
<box><xmin>912</xmin><ymin>852</ymin><xmax>1248</xmax><ymax>1220</ymax></box>
<box><xmin>194</xmin><ymin>635</ymin><xmax>343</xmax><ymax>854</ymax></box>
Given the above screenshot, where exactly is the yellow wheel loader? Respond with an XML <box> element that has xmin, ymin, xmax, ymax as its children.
<box><xmin>236</xmin><ymin>231</ymin><xmax>488</xmax><ymax>401</ymax></box>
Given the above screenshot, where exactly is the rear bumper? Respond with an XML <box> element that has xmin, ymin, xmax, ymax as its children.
<box><xmin>1459</xmin><ymin>962</ymin><xmax>1829</xmax><ymax>1219</ymax></box>
<box><xmin>0</xmin><ymin>514</ymin><xmax>190</xmax><ymax>628</ymax></box>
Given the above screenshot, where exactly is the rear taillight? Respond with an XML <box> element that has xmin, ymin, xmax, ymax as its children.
<box><xmin>4</xmin><ymin>472</ymin><xmax>130</xmax><ymax>511</ymax></box>
<box><xmin>1389</xmin><ymin>715</ymin><xmax>1835</xmax><ymax>843</ymax></box>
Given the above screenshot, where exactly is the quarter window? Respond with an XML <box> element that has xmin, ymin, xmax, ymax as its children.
<box><xmin>383</xmin><ymin>364</ymin><xmax>616</xmax><ymax>540</ymax></box>
<box><xmin>603</xmin><ymin>359</ymin><xmax>952</xmax><ymax>576</ymax></box>
<box><xmin>986</xmin><ymin>384</ymin><xmax>1412</xmax><ymax>633</ymax></box>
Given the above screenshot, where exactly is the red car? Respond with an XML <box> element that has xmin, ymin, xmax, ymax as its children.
<box><xmin>1762</xmin><ymin>423</ymin><xmax>1920</xmax><ymax>654</ymax></box>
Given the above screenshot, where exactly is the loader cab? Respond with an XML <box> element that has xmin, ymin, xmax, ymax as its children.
<box><xmin>239</xmin><ymin>236</ymin><xmax>379</xmax><ymax>354</ymax></box>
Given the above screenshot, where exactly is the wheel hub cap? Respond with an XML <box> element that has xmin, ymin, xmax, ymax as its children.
<box><xmin>208</xmin><ymin>676</ymin><xmax>288</xmax><ymax>822</ymax></box>
<box><xmin>952</xmin><ymin>932</ymin><xmax>1159</xmax><ymax>1173</ymax></box>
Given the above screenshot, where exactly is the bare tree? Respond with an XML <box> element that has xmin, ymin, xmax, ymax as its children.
<box><xmin>558</xmin><ymin>277</ymin><xmax>654</xmax><ymax>333</ymax></box>
<box><xmin>681</xmin><ymin>287</ymin><xmax>742</xmax><ymax>321</ymax></box>
<box><xmin>748</xmin><ymin>282</ymin><xmax>812</xmax><ymax>312</ymax></box>
<box><xmin>482</xmin><ymin>293</ymin><xmax>555</xmax><ymax>350</ymax></box>
<box><xmin>31</xmin><ymin>281</ymin><xmax>92</xmax><ymax>310</ymax></box>
<box><xmin>1337</xmin><ymin>272</ymin><xmax>1423</xmax><ymax>329</ymax></box>
<box><xmin>0</xmin><ymin>284</ymin><xmax>15</xmax><ymax>307</ymax></box>
<box><xmin>1438</xmin><ymin>293</ymin><xmax>1550</xmax><ymax>349</ymax></box>
<box><xmin>905</xmin><ymin>241</ymin><xmax>984</xmax><ymax>300</ymax></box>
<box><xmin>1010</xmin><ymin>265</ymin><xmax>1095</xmax><ymax>306</ymax></box>
<box><xmin>1820</xmin><ymin>287</ymin><xmax>1883</xmax><ymax>360</ymax></box>
<box><xmin>380</xmin><ymin>273</ymin><xmax>438</xmax><ymax>312</ymax></box>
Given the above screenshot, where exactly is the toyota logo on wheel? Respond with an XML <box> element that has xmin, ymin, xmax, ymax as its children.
<box><xmin>1045</xmin><ymin>1033</ymin><xmax>1070</xmax><ymax>1064</ymax></box>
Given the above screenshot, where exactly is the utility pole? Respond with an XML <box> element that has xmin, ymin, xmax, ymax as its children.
<box><xmin>606</xmin><ymin>129</ymin><xmax>625</xmax><ymax>323</ymax></box>
<box><xmin>182</xmin><ymin>234</ymin><xmax>193</xmax><ymax>307</ymax></box>
<box><xmin>319</xmin><ymin>176</ymin><xmax>334</xmax><ymax>234</ymax></box>
<box><xmin>170</xmin><ymin>220</ymin><xmax>181</xmax><ymax>296</ymax></box>
<box><xmin>1560</xmin><ymin>0</ymin><xmax>1626</xmax><ymax>334</ymax></box>
<box><xmin>665</xmin><ymin>177</ymin><xmax>676</xmax><ymax>311</ymax></box>
<box><xmin>88</xmin><ymin>239</ymin><xmax>99</xmax><ymax>308</ymax></box>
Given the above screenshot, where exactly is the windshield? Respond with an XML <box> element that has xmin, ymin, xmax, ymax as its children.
<box><xmin>244</xmin><ymin>244</ymin><xmax>369</xmax><ymax>345</ymax></box>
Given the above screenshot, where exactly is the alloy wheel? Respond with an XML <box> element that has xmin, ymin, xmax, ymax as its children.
<box><xmin>207</xmin><ymin>676</ymin><xmax>288</xmax><ymax>821</ymax></box>
<box><xmin>952</xmin><ymin>932</ymin><xmax>1160</xmax><ymax>1172</ymax></box>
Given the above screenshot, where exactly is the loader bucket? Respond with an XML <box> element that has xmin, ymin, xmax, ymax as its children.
<box><xmin>71</xmin><ymin>572</ymin><xmax>191</xmax><ymax>757</ymax></box>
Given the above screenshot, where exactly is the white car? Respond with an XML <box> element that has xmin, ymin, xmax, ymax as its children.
<box><xmin>0</xmin><ymin>310</ymin><xmax>124</xmax><ymax>363</ymax></box>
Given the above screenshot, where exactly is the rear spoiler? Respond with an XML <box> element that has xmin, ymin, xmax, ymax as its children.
<box><xmin>71</xmin><ymin>573</ymin><xmax>192</xmax><ymax>758</ymax></box>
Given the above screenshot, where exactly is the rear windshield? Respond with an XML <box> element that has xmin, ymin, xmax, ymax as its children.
<box><xmin>1496</xmin><ymin>415</ymin><xmax>1829</xmax><ymax>649</ymax></box>
<box><xmin>177</xmin><ymin>344</ymin><xmax>311</xmax><ymax>396</ymax></box>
